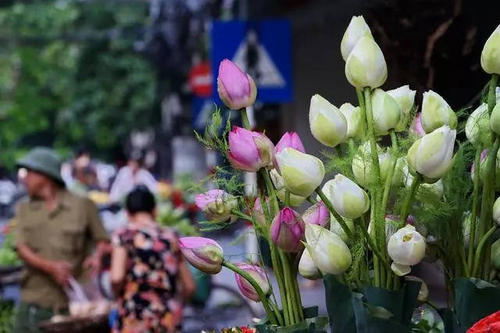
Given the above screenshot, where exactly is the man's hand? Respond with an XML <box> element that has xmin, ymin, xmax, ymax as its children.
<box><xmin>50</xmin><ymin>261</ymin><xmax>73</xmax><ymax>286</ymax></box>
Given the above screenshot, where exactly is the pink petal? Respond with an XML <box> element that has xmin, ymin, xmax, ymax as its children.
<box><xmin>218</xmin><ymin>59</ymin><xmax>251</xmax><ymax>104</ymax></box>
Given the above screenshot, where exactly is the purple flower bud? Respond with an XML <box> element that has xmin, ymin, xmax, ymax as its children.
<box><xmin>217</xmin><ymin>59</ymin><xmax>257</xmax><ymax>110</ymax></box>
<box><xmin>275</xmin><ymin>132</ymin><xmax>305</xmax><ymax>154</ymax></box>
<box><xmin>270</xmin><ymin>207</ymin><xmax>305</xmax><ymax>252</ymax></box>
<box><xmin>179</xmin><ymin>237</ymin><xmax>223</xmax><ymax>274</ymax></box>
<box><xmin>195</xmin><ymin>190</ymin><xmax>237</xmax><ymax>223</ymax></box>
<box><xmin>234</xmin><ymin>263</ymin><xmax>270</xmax><ymax>302</ymax></box>
<box><xmin>228</xmin><ymin>126</ymin><xmax>274</xmax><ymax>172</ymax></box>
<box><xmin>302</xmin><ymin>201</ymin><xmax>330</xmax><ymax>228</ymax></box>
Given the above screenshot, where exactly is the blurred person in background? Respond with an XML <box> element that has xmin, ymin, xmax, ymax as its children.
<box><xmin>13</xmin><ymin>147</ymin><xmax>110</xmax><ymax>333</ymax></box>
<box><xmin>109</xmin><ymin>150</ymin><xmax>158</xmax><ymax>203</ymax></box>
<box><xmin>110</xmin><ymin>186</ymin><xmax>194</xmax><ymax>333</ymax></box>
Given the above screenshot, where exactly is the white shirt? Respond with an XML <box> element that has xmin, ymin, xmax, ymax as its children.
<box><xmin>109</xmin><ymin>166</ymin><xmax>158</xmax><ymax>203</ymax></box>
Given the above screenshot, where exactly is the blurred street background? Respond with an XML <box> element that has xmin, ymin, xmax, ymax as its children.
<box><xmin>0</xmin><ymin>0</ymin><xmax>499</xmax><ymax>331</ymax></box>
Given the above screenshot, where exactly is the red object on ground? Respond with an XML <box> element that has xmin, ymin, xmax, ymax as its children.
<box><xmin>468</xmin><ymin>310</ymin><xmax>500</xmax><ymax>332</ymax></box>
<box><xmin>188</xmin><ymin>61</ymin><xmax>213</xmax><ymax>98</ymax></box>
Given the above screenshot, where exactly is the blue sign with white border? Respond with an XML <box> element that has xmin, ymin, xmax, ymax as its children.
<box><xmin>211</xmin><ymin>19</ymin><xmax>293</xmax><ymax>103</ymax></box>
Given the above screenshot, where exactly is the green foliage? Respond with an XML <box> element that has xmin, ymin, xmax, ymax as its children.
<box><xmin>0</xmin><ymin>301</ymin><xmax>15</xmax><ymax>333</ymax></box>
<box><xmin>0</xmin><ymin>1</ymin><xmax>156</xmax><ymax>168</ymax></box>
<box><xmin>0</xmin><ymin>232</ymin><xmax>21</xmax><ymax>267</ymax></box>
<box><xmin>195</xmin><ymin>107</ymin><xmax>231</xmax><ymax>154</ymax></box>
<box><xmin>156</xmin><ymin>201</ymin><xmax>199</xmax><ymax>236</ymax></box>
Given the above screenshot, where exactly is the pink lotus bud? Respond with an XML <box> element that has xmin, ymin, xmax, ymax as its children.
<box><xmin>195</xmin><ymin>190</ymin><xmax>237</xmax><ymax>223</ymax></box>
<box><xmin>217</xmin><ymin>59</ymin><xmax>257</xmax><ymax>110</ymax></box>
<box><xmin>234</xmin><ymin>263</ymin><xmax>270</xmax><ymax>302</ymax></box>
<box><xmin>252</xmin><ymin>197</ymin><xmax>269</xmax><ymax>226</ymax></box>
<box><xmin>410</xmin><ymin>113</ymin><xmax>425</xmax><ymax>138</ymax></box>
<box><xmin>270</xmin><ymin>207</ymin><xmax>305</xmax><ymax>252</ymax></box>
<box><xmin>228</xmin><ymin>126</ymin><xmax>275</xmax><ymax>172</ymax></box>
<box><xmin>275</xmin><ymin>132</ymin><xmax>305</xmax><ymax>154</ymax></box>
<box><xmin>302</xmin><ymin>201</ymin><xmax>330</xmax><ymax>228</ymax></box>
<box><xmin>179</xmin><ymin>237</ymin><xmax>223</xmax><ymax>274</ymax></box>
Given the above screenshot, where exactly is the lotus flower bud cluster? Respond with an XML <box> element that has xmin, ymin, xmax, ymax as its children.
<box><xmin>228</xmin><ymin>126</ymin><xmax>274</xmax><ymax>172</ymax></box>
<box><xmin>371</xmin><ymin>88</ymin><xmax>401</xmax><ymax>135</ymax></box>
<box><xmin>387</xmin><ymin>225</ymin><xmax>426</xmax><ymax>276</ymax></box>
<box><xmin>217</xmin><ymin>59</ymin><xmax>257</xmax><ymax>110</ymax></box>
<box><xmin>179</xmin><ymin>237</ymin><xmax>224</xmax><ymax>274</ymax></box>
<box><xmin>276</xmin><ymin>148</ymin><xmax>325</xmax><ymax>198</ymax></box>
<box><xmin>195</xmin><ymin>190</ymin><xmax>237</xmax><ymax>223</ymax></box>
<box><xmin>420</xmin><ymin>91</ymin><xmax>457</xmax><ymax>133</ymax></box>
<box><xmin>481</xmin><ymin>25</ymin><xmax>500</xmax><ymax>75</ymax></box>
<box><xmin>298</xmin><ymin>248</ymin><xmax>321</xmax><ymax>280</ymax></box>
<box><xmin>234</xmin><ymin>264</ymin><xmax>270</xmax><ymax>302</ymax></box>
<box><xmin>305</xmin><ymin>224</ymin><xmax>352</xmax><ymax>275</ymax></box>
<box><xmin>309</xmin><ymin>94</ymin><xmax>347</xmax><ymax>147</ymax></box>
<box><xmin>387</xmin><ymin>85</ymin><xmax>416</xmax><ymax>132</ymax></box>
<box><xmin>302</xmin><ymin>201</ymin><xmax>330</xmax><ymax>228</ymax></box>
<box><xmin>407</xmin><ymin>126</ymin><xmax>456</xmax><ymax>181</ymax></box>
<box><xmin>322</xmin><ymin>174</ymin><xmax>370</xmax><ymax>219</ymax></box>
<box><xmin>270</xmin><ymin>207</ymin><xmax>305</xmax><ymax>252</ymax></box>
<box><xmin>339</xmin><ymin>103</ymin><xmax>363</xmax><ymax>139</ymax></box>
<box><xmin>466</xmin><ymin>103</ymin><xmax>492</xmax><ymax>147</ymax></box>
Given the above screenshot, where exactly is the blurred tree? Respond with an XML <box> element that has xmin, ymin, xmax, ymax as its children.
<box><xmin>0</xmin><ymin>1</ymin><xmax>157</xmax><ymax>168</ymax></box>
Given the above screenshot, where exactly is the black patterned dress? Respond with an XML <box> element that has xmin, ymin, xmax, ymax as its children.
<box><xmin>111</xmin><ymin>224</ymin><xmax>183</xmax><ymax>333</ymax></box>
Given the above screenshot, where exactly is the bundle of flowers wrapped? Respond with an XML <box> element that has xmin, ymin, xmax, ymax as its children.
<box><xmin>179</xmin><ymin>17</ymin><xmax>500</xmax><ymax>332</ymax></box>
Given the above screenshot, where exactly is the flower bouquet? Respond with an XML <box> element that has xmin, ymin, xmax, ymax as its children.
<box><xmin>178</xmin><ymin>15</ymin><xmax>500</xmax><ymax>333</ymax></box>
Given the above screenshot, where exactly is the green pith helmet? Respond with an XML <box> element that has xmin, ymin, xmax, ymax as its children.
<box><xmin>16</xmin><ymin>147</ymin><xmax>64</xmax><ymax>184</ymax></box>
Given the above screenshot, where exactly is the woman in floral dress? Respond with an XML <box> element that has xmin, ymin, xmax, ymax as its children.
<box><xmin>110</xmin><ymin>186</ymin><xmax>195</xmax><ymax>333</ymax></box>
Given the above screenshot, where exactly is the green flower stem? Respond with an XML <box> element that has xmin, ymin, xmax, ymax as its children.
<box><xmin>468</xmin><ymin>147</ymin><xmax>483</xmax><ymax>273</ymax></box>
<box><xmin>248</xmin><ymin>212</ymin><xmax>285</xmax><ymax>326</ymax></box>
<box><xmin>381</xmin><ymin>131</ymin><xmax>398</xmax><ymax>212</ymax></box>
<box><xmin>222</xmin><ymin>261</ymin><xmax>279</xmax><ymax>325</ymax></box>
<box><xmin>348</xmin><ymin>138</ymin><xmax>356</xmax><ymax>156</ymax></box>
<box><xmin>257</xmin><ymin>175</ymin><xmax>289</xmax><ymax>326</ymax></box>
<box><xmin>315</xmin><ymin>188</ymin><xmax>353</xmax><ymax>239</ymax></box>
<box><xmin>270</xmin><ymin>241</ymin><xmax>290</xmax><ymax>325</ymax></box>
<box><xmin>487</xmin><ymin>74</ymin><xmax>498</xmax><ymax>114</ymax></box>
<box><xmin>269</xmin><ymin>300</ymin><xmax>285</xmax><ymax>326</ymax></box>
<box><xmin>291</xmin><ymin>267</ymin><xmax>304</xmax><ymax>322</ymax></box>
<box><xmin>472</xmin><ymin>225</ymin><xmax>497</xmax><ymax>277</ymax></box>
<box><xmin>399</xmin><ymin>174</ymin><xmax>421</xmax><ymax>228</ymax></box>
<box><xmin>363</xmin><ymin>87</ymin><xmax>387</xmax><ymax>287</ymax></box>
<box><xmin>279</xmin><ymin>251</ymin><xmax>296</xmax><ymax>324</ymax></box>
<box><xmin>241</xmin><ymin>108</ymin><xmax>251</xmax><ymax>129</ymax></box>
<box><xmin>355</xmin><ymin>218</ymin><xmax>390</xmax><ymax>271</ymax></box>
<box><xmin>262</xmin><ymin>170</ymin><xmax>280</xmax><ymax>215</ymax></box>
<box><xmin>356</xmin><ymin>88</ymin><xmax>367</xmax><ymax>137</ymax></box>
<box><xmin>285</xmin><ymin>190</ymin><xmax>291</xmax><ymax>207</ymax></box>
<box><xmin>477</xmin><ymin>137</ymin><xmax>500</xmax><ymax>278</ymax></box>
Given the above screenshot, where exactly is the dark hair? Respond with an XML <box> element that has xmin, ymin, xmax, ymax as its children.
<box><xmin>125</xmin><ymin>185</ymin><xmax>156</xmax><ymax>215</ymax></box>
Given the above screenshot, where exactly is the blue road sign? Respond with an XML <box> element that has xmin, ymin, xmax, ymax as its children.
<box><xmin>211</xmin><ymin>19</ymin><xmax>293</xmax><ymax>103</ymax></box>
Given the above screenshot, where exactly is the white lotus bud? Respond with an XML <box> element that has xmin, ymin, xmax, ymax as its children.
<box><xmin>387</xmin><ymin>85</ymin><xmax>416</xmax><ymax>132</ymax></box>
<box><xmin>371</xmin><ymin>88</ymin><xmax>401</xmax><ymax>135</ymax></box>
<box><xmin>309</xmin><ymin>94</ymin><xmax>348</xmax><ymax>147</ymax></box>
<box><xmin>340</xmin><ymin>16</ymin><xmax>373</xmax><ymax>61</ymax></box>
